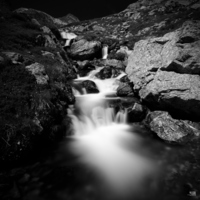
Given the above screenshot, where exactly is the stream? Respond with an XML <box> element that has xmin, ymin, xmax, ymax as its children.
<box><xmin>1</xmin><ymin>69</ymin><xmax>200</xmax><ymax>200</ymax></box>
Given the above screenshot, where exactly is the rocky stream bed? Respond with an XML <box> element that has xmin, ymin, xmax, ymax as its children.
<box><xmin>1</xmin><ymin>0</ymin><xmax>200</xmax><ymax>199</ymax></box>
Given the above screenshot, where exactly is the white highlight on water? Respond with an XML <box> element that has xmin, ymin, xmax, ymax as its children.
<box><xmin>68</xmin><ymin>69</ymin><xmax>160</xmax><ymax>198</ymax></box>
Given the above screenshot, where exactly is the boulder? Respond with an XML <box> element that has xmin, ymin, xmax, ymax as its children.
<box><xmin>119</xmin><ymin>75</ymin><xmax>131</xmax><ymax>83</ymax></box>
<box><xmin>126</xmin><ymin>20</ymin><xmax>200</xmax><ymax>90</ymax></box>
<box><xmin>126</xmin><ymin>21</ymin><xmax>200</xmax><ymax>118</ymax></box>
<box><xmin>146</xmin><ymin>111</ymin><xmax>200</xmax><ymax>143</ymax></box>
<box><xmin>139</xmin><ymin>71</ymin><xmax>200</xmax><ymax>118</ymax></box>
<box><xmin>117</xmin><ymin>82</ymin><xmax>134</xmax><ymax>97</ymax></box>
<box><xmin>68</xmin><ymin>39</ymin><xmax>101</xmax><ymax>60</ymax></box>
<box><xmin>81</xmin><ymin>80</ymin><xmax>99</xmax><ymax>94</ymax></box>
<box><xmin>95</xmin><ymin>66</ymin><xmax>121</xmax><ymax>79</ymax></box>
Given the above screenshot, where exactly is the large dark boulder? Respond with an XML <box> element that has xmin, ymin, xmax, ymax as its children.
<box><xmin>81</xmin><ymin>80</ymin><xmax>99</xmax><ymax>94</ymax></box>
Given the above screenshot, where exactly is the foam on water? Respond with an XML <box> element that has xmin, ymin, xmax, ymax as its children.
<box><xmin>68</xmin><ymin>69</ymin><xmax>160</xmax><ymax>199</ymax></box>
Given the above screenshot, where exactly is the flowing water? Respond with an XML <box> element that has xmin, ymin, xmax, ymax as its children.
<box><xmin>1</xmin><ymin>69</ymin><xmax>200</xmax><ymax>200</ymax></box>
<box><xmin>67</xmin><ymin>70</ymin><xmax>163</xmax><ymax>200</ymax></box>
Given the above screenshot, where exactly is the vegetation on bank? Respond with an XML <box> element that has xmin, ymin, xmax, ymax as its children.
<box><xmin>0</xmin><ymin>12</ymin><xmax>75</xmax><ymax>162</ymax></box>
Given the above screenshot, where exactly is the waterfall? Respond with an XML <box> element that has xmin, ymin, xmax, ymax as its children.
<box><xmin>67</xmin><ymin>68</ymin><xmax>160</xmax><ymax>199</ymax></box>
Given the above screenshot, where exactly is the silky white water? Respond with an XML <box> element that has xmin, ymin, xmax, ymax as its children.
<box><xmin>68</xmin><ymin>69</ymin><xmax>160</xmax><ymax>199</ymax></box>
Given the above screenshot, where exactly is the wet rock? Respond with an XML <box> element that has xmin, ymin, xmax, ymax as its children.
<box><xmin>68</xmin><ymin>39</ymin><xmax>101</xmax><ymax>60</ymax></box>
<box><xmin>2</xmin><ymin>52</ymin><xmax>24</xmax><ymax>64</ymax></box>
<box><xmin>127</xmin><ymin>102</ymin><xmax>147</xmax><ymax>122</ymax></box>
<box><xmin>146</xmin><ymin>111</ymin><xmax>200</xmax><ymax>143</ymax></box>
<box><xmin>25</xmin><ymin>63</ymin><xmax>49</xmax><ymax>84</ymax></box>
<box><xmin>81</xmin><ymin>80</ymin><xmax>99</xmax><ymax>94</ymax></box>
<box><xmin>117</xmin><ymin>82</ymin><xmax>134</xmax><ymax>97</ymax></box>
<box><xmin>95</xmin><ymin>66</ymin><xmax>121</xmax><ymax>79</ymax></box>
<box><xmin>119</xmin><ymin>75</ymin><xmax>131</xmax><ymax>83</ymax></box>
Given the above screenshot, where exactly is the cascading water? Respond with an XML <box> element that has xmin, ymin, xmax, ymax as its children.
<box><xmin>67</xmin><ymin>68</ymin><xmax>161</xmax><ymax>199</ymax></box>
